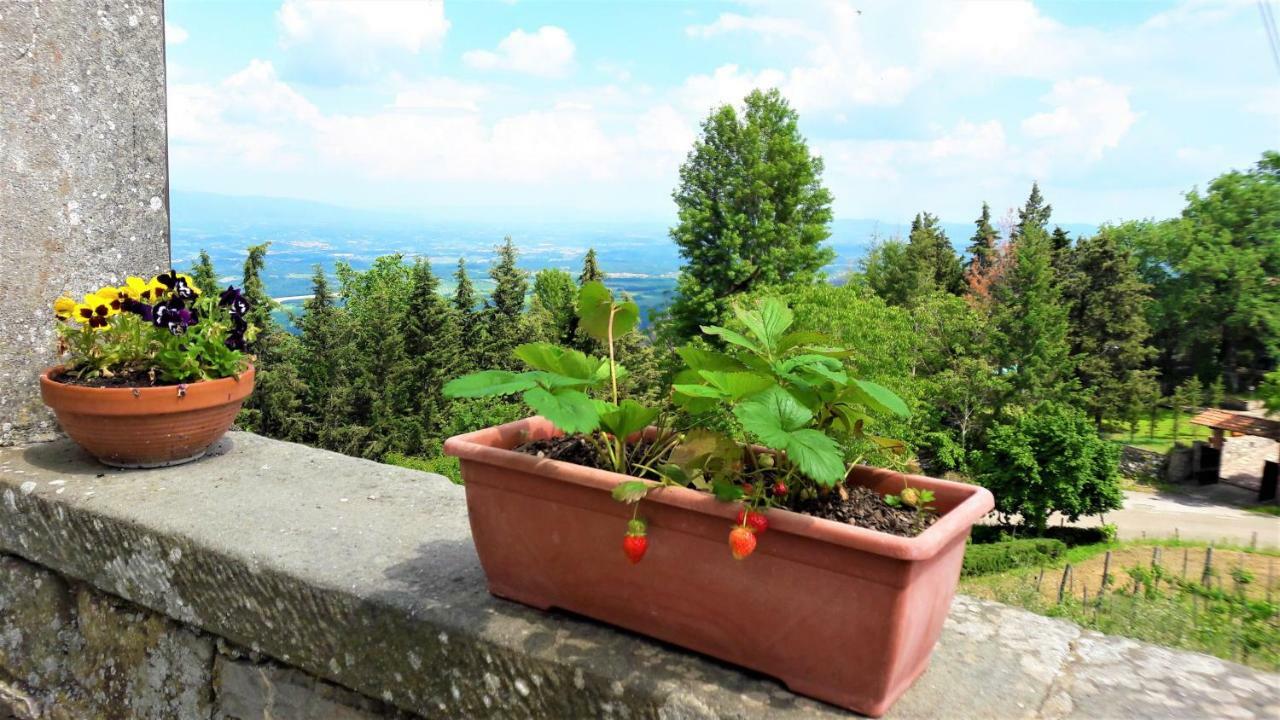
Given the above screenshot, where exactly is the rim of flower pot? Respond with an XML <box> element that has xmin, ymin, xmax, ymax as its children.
<box><xmin>39</xmin><ymin>364</ymin><xmax>256</xmax><ymax>417</ymax></box>
<box><xmin>445</xmin><ymin>416</ymin><xmax>995</xmax><ymax>562</ymax></box>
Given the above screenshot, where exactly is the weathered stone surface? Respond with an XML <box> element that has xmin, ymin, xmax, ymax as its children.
<box><xmin>214</xmin><ymin>655</ymin><xmax>412</xmax><ymax>720</ymax></box>
<box><xmin>1118</xmin><ymin>445</ymin><xmax>1165</xmax><ymax>482</ymax></box>
<box><xmin>0</xmin><ymin>555</ymin><xmax>213</xmax><ymax>719</ymax></box>
<box><xmin>2</xmin><ymin>433</ymin><xmax>1277</xmax><ymax>719</ymax></box>
<box><xmin>0</xmin><ymin>0</ymin><xmax>170</xmax><ymax>445</ymax></box>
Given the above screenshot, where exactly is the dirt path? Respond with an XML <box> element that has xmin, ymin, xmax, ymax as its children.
<box><xmin>1055</xmin><ymin>489</ymin><xmax>1280</xmax><ymax>548</ymax></box>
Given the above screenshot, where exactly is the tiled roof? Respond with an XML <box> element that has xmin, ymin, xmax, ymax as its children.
<box><xmin>1189</xmin><ymin>409</ymin><xmax>1280</xmax><ymax>441</ymax></box>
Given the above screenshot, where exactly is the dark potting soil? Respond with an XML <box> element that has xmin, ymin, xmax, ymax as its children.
<box><xmin>515</xmin><ymin>434</ymin><xmax>934</xmax><ymax>538</ymax></box>
<box><xmin>51</xmin><ymin>370</ymin><xmax>183</xmax><ymax>388</ymax></box>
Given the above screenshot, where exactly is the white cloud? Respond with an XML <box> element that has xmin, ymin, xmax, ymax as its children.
<box><xmin>463</xmin><ymin>26</ymin><xmax>576</xmax><ymax>78</ymax></box>
<box><xmin>685</xmin><ymin>13</ymin><xmax>815</xmax><ymax>41</ymax></box>
<box><xmin>275</xmin><ymin>0</ymin><xmax>450</xmax><ymax>82</ymax></box>
<box><xmin>1022</xmin><ymin>78</ymin><xmax>1137</xmax><ymax>162</ymax></box>
<box><xmin>165</xmin><ymin>22</ymin><xmax>189</xmax><ymax>46</ymax></box>
<box><xmin>392</xmin><ymin>78</ymin><xmax>489</xmax><ymax>112</ymax></box>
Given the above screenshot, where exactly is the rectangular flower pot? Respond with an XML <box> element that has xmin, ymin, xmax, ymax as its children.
<box><xmin>444</xmin><ymin>417</ymin><xmax>994</xmax><ymax>717</ymax></box>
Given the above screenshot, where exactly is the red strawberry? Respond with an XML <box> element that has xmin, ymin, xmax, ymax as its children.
<box><xmin>735</xmin><ymin>509</ymin><xmax>769</xmax><ymax>534</ymax></box>
<box><xmin>772</xmin><ymin>482</ymin><xmax>788</xmax><ymax>497</ymax></box>
<box><xmin>741</xmin><ymin>483</ymin><xmax>754</xmax><ymax>496</ymax></box>
<box><xmin>623</xmin><ymin>534</ymin><xmax>648</xmax><ymax>564</ymax></box>
<box><xmin>729</xmin><ymin>526</ymin><xmax>757</xmax><ymax>560</ymax></box>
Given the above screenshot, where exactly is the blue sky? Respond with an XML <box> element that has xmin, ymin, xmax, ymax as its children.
<box><xmin>164</xmin><ymin>0</ymin><xmax>1279</xmax><ymax>226</ymax></box>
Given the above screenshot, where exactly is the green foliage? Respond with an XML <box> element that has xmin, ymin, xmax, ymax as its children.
<box><xmin>190</xmin><ymin>250</ymin><xmax>220</xmax><ymax>297</ymax></box>
<box><xmin>1262</xmin><ymin>370</ymin><xmax>1280</xmax><ymax>417</ymax></box>
<box><xmin>862</xmin><ymin>213</ymin><xmax>964</xmax><ymax>306</ymax></box>
<box><xmin>1061</xmin><ymin>227</ymin><xmax>1157</xmax><ymax>427</ymax></box>
<box><xmin>529</xmin><ymin>268</ymin><xmax>578</xmax><ymax>345</ymax></box>
<box><xmin>673</xmin><ymin>297</ymin><xmax>909</xmax><ymax>487</ymax></box>
<box><xmin>383</xmin><ymin>451</ymin><xmax>462</xmax><ymax>485</ymax></box>
<box><xmin>480</xmin><ymin>238</ymin><xmax>529</xmax><ymax>370</ymax></box>
<box><xmin>962</xmin><ymin>538</ymin><xmax>1067</xmax><ymax>577</ymax></box>
<box><xmin>975</xmin><ymin>401</ymin><xmax>1123</xmax><ymax>533</ymax></box>
<box><xmin>860</xmin><ymin>238</ymin><xmax>915</xmax><ymax>307</ymax></box>
<box><xmin>1125</xmin><ymin>152</ymin><xmax>1280</xmax><ymax>392</ymax></box>
<box><xmin>667</xmin><ymin>88</ymin><xmax>834</xmax><ymax>338</ymax></box>
<box><xmin>579</xmin><ymin>248</ymin><xmax>604</xmax><ymax>285</ymax></box>
<box><xmin>966</xmin><ymin>202</ymin><xmax>1000</xmax><ymax>281</ymax></box>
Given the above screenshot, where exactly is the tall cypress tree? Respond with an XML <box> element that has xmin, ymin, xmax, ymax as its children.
<box><xmin>190</xmin><ymin>250</ymin><xmax>220</xmax><ymax>296</ymax></box>
<box><xmin>966</xmin><ymin>202</ymin><xmax>1000</xmax><ymax>276</ymax></box>
<box><xmin>668</xmin><ymin>88</ymin><xmax>834</xmax><ymax>338</ymax></box>
<box><xmin>403</xmin><ymin>259</ymin><xmax>460</xmax><ymax>435</ymax></box>
<box><xmin>579</xmin><ymin>248</ymin><xmax>604</xmax><ymax>284</ymax></box>
<box><xmin>482</xmin><ymin>238</ymin><xmax>528</xmax><ymax>369</ymax></box>
<box><xmin>905</xmin><ymin>212</ymin><xmax>965</xmax><ymax>298</ymax></box>
<box><xmin>1062</xmin><ymin>229</ymin><xmax>1157</xmax><ymax>427</ymax></box>
<box><xmin>992</xmin><ymin>225</ymin><xmax>1073</xmax><ymax>408</ymax></box>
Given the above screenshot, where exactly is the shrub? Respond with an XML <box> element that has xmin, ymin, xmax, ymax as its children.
<box><xmin>974</xmin><ymin>401</ymin><xmax>1124</xmax><ymax>533</ymax></box>
<box><xmin>384</xmin><ymin>452</ymin><xmax>462</xmax><ymax>485</ymax></box>
<box><xmin>962</xmin><ymin>538</ymin><xmax>1066</xmax><ymax>576</ymax></box>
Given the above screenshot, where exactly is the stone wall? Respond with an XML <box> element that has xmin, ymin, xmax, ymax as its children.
<box><xmin>0</xmin><ymin>554</ymin><xmax>412</xmax><ymax>720</ymax></box>
<box><xmin>1117</xmin><ymin>445</ymin><xmax>1165</xmax><ymax>482</ymax></box>
<box><xmin>0</xmin><ymin>0</ymin><xmax>170</xmax><ymax>445</ymax></box>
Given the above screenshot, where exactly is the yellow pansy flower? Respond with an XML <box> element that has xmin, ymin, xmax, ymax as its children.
<box><xmin>119</xmin><ymin>276</ymin><xmax>148</xmax><ymax>301</ymax></box>
<box><xmin>74</xmin><ymin>293</ymin><xmax>113</xmax><ymax>329</ymax></box>
<box><xmin>53</xmin><ymin>296</ymin><xmax>77</xmax><ymax>320</ymax></box>
<box><xmin>96</xmin><ymin>286</ymin><xmax>124</xmax><ymax>312</ymax></box>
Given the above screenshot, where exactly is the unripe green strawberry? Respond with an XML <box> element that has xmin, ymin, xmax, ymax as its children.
<box><xmin>901</xmin><ymin>488</ymin><xmax>921</xmax><ymax>508</ymax></box>
<box><xmin>758</xmin><ymin>454</ymin><xmax>775</xmax><ymax>468</ymax></box>
<box><xmin>729</xmin><ymin>526</ymin><xmax>757</xmax><ymax>560</ymax></box>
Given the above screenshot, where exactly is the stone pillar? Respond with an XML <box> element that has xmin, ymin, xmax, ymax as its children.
<box><xmin>0</xmin><ymin>0</ymin><xmax>170</xmax><ymax>444</ymax></box>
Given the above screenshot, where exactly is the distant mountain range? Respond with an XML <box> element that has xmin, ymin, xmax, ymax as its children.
<box><xmin>169</xmin><ymin>190</ymin><xmax>1098</xmax><ymax>319</ymax></box>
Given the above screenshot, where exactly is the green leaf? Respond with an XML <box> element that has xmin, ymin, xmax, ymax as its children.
<box><xmin>850</xmin><ymin>379</ymin><xmax>911</xmax><ymax>417</ymax></box>
<box><xmin>444</xmin><ymin>371</ymin><xmax>538</xmax><ymax>398</ymax></box>
<box><xmin>697</xmin><ymin>370</ymin><xmax>774</xmax><ymax>400</ymax></box>
<box><xmin>672</xmin><ymin>383</ymin><xmax>725</xmax><ymax>398</ymax></box>
<box><xmin>521</xmin><ymin>387</ymin><xmax>600</xmax><ymax>434</ymax></box>
<box><xmin>733</xmin><ymin>386</ymin><xmax>812</xmax><ymax>448</ymax></box>
<box><xmin>777</xmin><ymin>330</ymin><xmax>831</xmax><ymax>354</ymax></box>
<box><xmin>599</xmin><ymin>399</ymin><xmax>659</xmax><ymax>439</ymax></box>
<box><xmin>785</xmin><ymin>429</ymin><xmax>846</xmax><ymax>486</ymax></box>
<box><xmin>668</xmin><ymin>429</ymin><xmax>739</xmax><ymax>471</ymax></box>
<box><xmin>657</xmin><ymin>464</ymin><xmax>690</xmax><ymax>486</ymax></box>
<box><xmin>711</xmin><ymin>478</ymin><xmax>744</xmax><ymax>501</ymax></box>
<box><xmin>611</xmin><ymin>480</ymin><xmax>650</xmax><ymax>504</ymax></box>
<box><xmin>675</xmin><ymin>345</ymin><xmax>748</xmax><ymax>372</ymax></box>
<box><xmin>700</xmin><ymin>324</ymin><xmax>762</xmax><ymax>355</ymax></box>
<box><xmin>577</xmin><ymin>281</ymin><xmax>639</xmax><ymax>342</ymax></box>
<box><xmin>515</xmin><ymin>343</ymin><xmax>600</xmax><ymax>380</ymax></box>
<box><xmin>733</xmin><ymin>299</ymin><xmax>792</xmax><ymax>353</ymax></box>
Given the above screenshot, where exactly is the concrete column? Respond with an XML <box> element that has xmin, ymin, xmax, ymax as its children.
<box><xmin>0</xmin><ymin>0</ymin><xmax>170</xmax><ymax>444</ymax></box>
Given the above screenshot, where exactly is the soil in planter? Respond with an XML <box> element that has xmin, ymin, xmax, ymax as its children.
<box><xmin>52</xmin><ymin>370</ymin><xmax>184</xmax><ymax>388</ymax></box>
<box><xmin>516</xmin><ymin>434</ymin><xmax>935</xmax><ymax>537</ymax></box>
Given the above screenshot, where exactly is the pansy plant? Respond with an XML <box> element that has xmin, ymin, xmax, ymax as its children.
<box><xmin>52</xmin><ymin>271</ymin><xmax>254</xmax><ymax>383</ymax></box>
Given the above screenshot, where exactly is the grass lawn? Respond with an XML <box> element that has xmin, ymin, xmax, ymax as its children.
<box><xmin>961</xmin><ymin>539</ymin><xmax>1280</xmax><ymax>671</ymax></box>
<box><xmin>1106</xmin><ymin>407</ymin><xmax>1210</xmax><ymax>454</ymax></box>
<box><xmin>1245</xmin><ymin>504</ymin><xmax>1280</xmax><ymax>517</ymax></box>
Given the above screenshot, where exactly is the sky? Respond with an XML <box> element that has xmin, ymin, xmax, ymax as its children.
<box><xmin>164</xmin><ymin>0</ymin><xmax>1280</xmax><ymax>226</ymax></box>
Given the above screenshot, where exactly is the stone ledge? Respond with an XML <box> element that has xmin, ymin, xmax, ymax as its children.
<box><xmin>1</xmin><ymin>433</ymin><xmax>1276</xmax><ymax>719</ymax></box>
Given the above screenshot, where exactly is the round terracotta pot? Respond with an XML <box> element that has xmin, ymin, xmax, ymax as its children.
<box><xmin>39</xmin><ymin>365</ymin><xmax>255</xmax><ymax>468</ymax></box>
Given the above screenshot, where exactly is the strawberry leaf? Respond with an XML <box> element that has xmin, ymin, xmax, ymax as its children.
<box><xmin>700</xmin><ymin>324</ymin><xmax>762</xmax><ymax>355</ymax></box>
<box><xmin>611</xmin><ymin>480</ymin><xmax>650</xmax><ymax>504</ymax></box>
<box><xmin>444</xmin><ymin>371</ymin><xmax>538</xmax><ymax>398</ymax></box>
<box><xmin>522</xmin><ymin>387</ymin><xmax>600</xmax><ymax>435</ymax></box>
<box><xmin>599</xmin><ymin>399</ymin><xmax>659</xmax><ymax>439</ymax></box>
<box><xmin>577</xmin><ymin>281</ymin><xmax>639</xmax><ymax>342</ymax></box>
<box><xmin>784</xmin><ymin>429</ymin><xmax>846</xmax><ymax>486</ymax></box>
<box><xmin>733</xmin><ymin>386</ymin><xmax>812</xmax><ymax>449</ymax></box>
<box><xmin>697</xmin><ymin>370</ymin><xmax>774</xmax><ymax>400</ymax></box>
<box><xmin>675</xmin><ymin>345</ymin><xmax>748</xmax><ymax>372</ymax></box>
<box><xmin>850</xmin><ymin>379</ymin><xmax>911</xmax><ymax>417</ymax></box>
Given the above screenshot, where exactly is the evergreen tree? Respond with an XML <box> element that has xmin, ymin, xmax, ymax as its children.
<box><xmin>1050</xmin><ymin>226</ymin><xmax>1074</xmax><ymax>279</ymax></box>
<box><xmin>579</xmin><ymin>248</ymin><xmax>604</xmax><ymax>285</ymax></box>
<box><xmin>991</xmin><ymin>224</ymin><xmax>1073</xmax><ymax>408</ymax></box>
<box><xmin>403</xmin><ymin>259</ymin><xmax>460</xmax><ymax>435</ymax></box>
<box><xmin>667</xmin><ymin>88</ymin><xmax>834</xmax><ymax>338</ymax></box>
<box><xmin>1015</xmin><ymin>182</ymin><xmax>1052</xmax><ymax>239</ymax></box>
<box><xmin>236</xmin><ymin>243</ymin><xmax>306</xmax><ymax>440</ymax></box>
<box><xmin>529</xmin><ymin>268</ymin><xmax>578</xmax><ymax>345</ymax></box>
<box><xmin>452</xmin><ymin>258</ymin><xmax>480</xmax><ymax>370</ymax></box>
<box><xmin>481</xmin><ymin>238</ymin><xmax>528</xmax><ymax>369</ymax></box>
<box><xmin>190</xmin><ymin>250</ymin><xmax>220</xmax><ymax>296</ymax></box>
<box><xmin>904</xmin><ymin>212</ymin><xmax>965</xmax><ymax>298</ymax></box>
<box><xmin>1062</xmin><ymin>229</ymin><xmax>1157</xmax><ymax>428</ymax></box>
<box><xmin>861</xmin><ymin>238</ymin><xmax>914</xmax><ymax>307</ymax></box>
<box><xmin>296</xmin><ymin>266</ymin><xmax>342</xmax><ymax>441</ymax></box>
<box><xmin>966</xmin><ymin>202</ymin><xmax>1000</xmax><ymax>278</ymax></box>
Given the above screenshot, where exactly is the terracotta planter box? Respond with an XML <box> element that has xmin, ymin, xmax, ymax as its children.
<box><xmin>445</xmin><ymin>416</ymin><xmax>994</xmax><ymax>716</ymax></box>
<box><xmin>40</xmin><ymin>365</ymin><xmax>255</xmax><ymax>468</ymax></box>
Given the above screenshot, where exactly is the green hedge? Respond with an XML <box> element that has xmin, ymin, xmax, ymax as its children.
<box><xmin>962</xmin><ymin>538</ymin><xmax>1067</xmax><ymax>576</ymax></box>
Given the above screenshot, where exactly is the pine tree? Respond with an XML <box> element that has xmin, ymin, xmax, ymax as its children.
<box><xmin>966</xmin><ymin>202</ymin><xmax>1000</xmax><ymax>278</ymax></box>
<box><xmin>579</xmin><ymin>248</ymin><xmax>604</xmax><ymax>284</ymax></box>
<box><xmin>403</xmin><ymin>259</ymin><xmax>460</xmax><ymax>435</ymax></box>
<box><xmin>905</xmin><ymin>212</ymin><xmax>965</xmax><ymax>298</ymax></box>
<box><xmin>237</xmin><ymin>243</ymin><xmax>306</xmax><ymax>440</ymax></box>
<box><xmin>529</xmin><ymin>268</ymin><xmax>578</xmax><ymax>345</ymax></box>
<box><xmin>1062</xmin><ymin>229</ymin><xmax>1157</xmax><ymax>428</ymax></box>
<box><xmin>991</xmin><ymin>224</ymin><xmax>1073</xmax><ymax>408</ymax></box>
<box><xmin>482</xmin><ymin>238</ymin><xmax>528</xmax><ymax>369</ymax></box>
<box><xmin>1015</xmin><ymin>182</ymin><xmax>1052</xmax><ymax>240</ymax></box>
<box><xmin>190</xmin><ymin>250</ymin><xmax>220</xmax><ymax>296</ymax></box>
<box><xmin>296</xmin><ymin>265</ymin><xmax>342</xmax><ymax>441</ymax></box>
<box><xmin>668</xmin><ymin>88</ymin><xmax>834</xmax><ymax>338</ymax></box>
